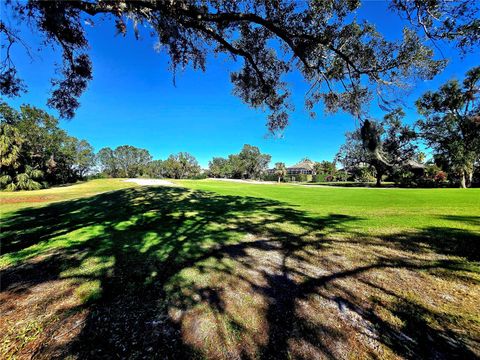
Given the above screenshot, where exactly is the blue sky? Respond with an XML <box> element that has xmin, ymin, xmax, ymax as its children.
<box><xmin>2</xmin><ymin>2</ymin><xmax>479</xmax><ymax>168</ymax></box>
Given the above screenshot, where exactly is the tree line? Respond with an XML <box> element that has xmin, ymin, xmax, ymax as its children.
<box><xmin>96</xmin><ymin>148</ymin><xmax>201</xmax><ymax>180</ymax></box>
<box><xmin>1</xmin><ymin>67</ymin><xmax>478</xmax><ymax>190</ymax></box>
<box><xmin>208</xmin><ymin>144</ymin><xmax>271</xmax><ymax>180</ymax></box>
<box><xmin>335</xmin><ymin>67</ymin><xmax>480</xmax><ymax>188</ymax></box>
<box><xmin>0</xmin><ymin>103</ymin><xmax>204</xmax><ymax>190</ymax></box>
<box><xmin>1</xmin><ymin>103</ymin><xmax>95</xmax><ymax>190</ymax></box>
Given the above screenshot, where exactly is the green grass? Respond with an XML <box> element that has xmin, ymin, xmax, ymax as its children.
<box><xmin>1</xmin><ymin>179</ymin><xmax>479</xmax><ymax>359</ymax></box>
<box><xmin>0</xmin><ymin>178</ymin><xmax>135</xmax><ymax>212</ymax></box>
<box><xmin>177</xmin><ymin>179</ymin><xmax>478</xmax><ymax>232</ymax></box>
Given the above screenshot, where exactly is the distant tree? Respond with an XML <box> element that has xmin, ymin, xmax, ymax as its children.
<box><xmin>314</xmin><ymin>161</ymin><xmax>336</xmax><ymax>180</ymax></box>
<box><xmin>145</xmin><ymin>160</ymin><xmax>166</xmax><ymax>178</ymax></box>
<box><xmin>238</xmin><ymin>144</ymin><xmax>271</xmax><ymax>179</ymax></box>
<box><xmin>274</xmin><ymin>162</ymin><xmax>287</xmax><ymax>183</ymax></box>
<box><xmin>208</xmin><ymin>157</ymin><xmax>229</xmax><ymax>178</ymax></box>
<box><xmin>336</xmin><ymin>108</ymin><xmax>418</xmax><ymax>186</ymax></box>
<box><xmin>0</xmin><ymin>102</ymin><xmax>94</xmax><ymax>190</ymax></box>
<box><xmin>73</xmin><ymin>139</ymin><xmax>95</xmax><ymax>178</ymax></box>
<box><xmin>114</xmin><ymin>145</ymin><xmax>152</xmax><ymax>178</ymax></box>
<box><xmin>4</xmin><ymin>1</ymin><xmax>474</xmax><ymax>131</ymax></box>
<box><xmin>225</xmin><ymin>154</ymin><xmax>244</xmax><ymax>179</ymax></box>
<box><xmin>416</xmin><ymin>152</ymin><xmax>426</xmax><ymax>164</ymax></box>
<box><xmin>164</xmin><ymin>152</ymin><xmax>200</xmax><ymax>179</ymax></box>
<box><xmin>96</xmin><ymin>147</ymin><xmax>118</xmax><ymax>177</ymax></box>
<box><xmin>177</xmin><ymin>152</ymin><xmax>201</xmax><ymax>179</ymax></box>
<box><xmin>11</xmin><ymin>105</ymin><xmax>67</xmax><ymax>173</ymax></box>
<box><xmin>335</xmin><ymin>132</ymin><xmax>371</xmax><ymax>180</ymax></box>
<box><xmin>416</xmin><ymin>66</ymin><xmax>480</xmax><ymax>188</ymax></box>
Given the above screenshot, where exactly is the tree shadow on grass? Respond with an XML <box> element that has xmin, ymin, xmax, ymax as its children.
<box><xmin>1</xmin><ymin>186</ymin><xmax>479</xmax><ymax>359</ymax></box>
<box><xmin>380</xmin><ymin>223</ymin><xmax>480</xmax><ymax>262</ymax></box>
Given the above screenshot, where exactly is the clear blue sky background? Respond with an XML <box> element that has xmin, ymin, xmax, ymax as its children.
<box><xmin>2</xmin><ymin>1</ymin><xmax>479</xmax><ymax>168</ymax></box>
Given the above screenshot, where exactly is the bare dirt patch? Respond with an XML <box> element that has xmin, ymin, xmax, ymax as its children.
<box><xmin>1</xmin><ymin>195</ymin><xmax>60</xmax><ymax>204</ymax></box>
<box><xmin>0</xmin><ymin>257</ymin><xmax>88</xmax><ymax>359</ymax></box>
<box><xmin>165</xmin><ymin>235</ymin><xmax>480</xmax><ymax>359</ymax></box>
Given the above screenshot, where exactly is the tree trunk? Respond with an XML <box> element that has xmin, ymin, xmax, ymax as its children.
<box><xmin>460</xmin><ymin>171</ymin><xmax>467</xmax><ymax>188</ymax></box>
<box><xmin>466</xmin><ymin>170</ymin><xmax>473</xmax><ymax>188</ymax></box>
<box><xmin>375</xmin><ymin>173</ymin><xmax>382</xmax><ymax>187</ymax></box>
<box><xmin>277</xmin><ymin>176</ymin><xmax>281</xmax><ymax>183</ymax></box>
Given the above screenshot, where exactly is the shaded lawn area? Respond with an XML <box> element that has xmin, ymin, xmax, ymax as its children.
<box><xmin>1</xmin><ymin>180</ymin><xmax>479</xmax><ymax>359</ymax></box>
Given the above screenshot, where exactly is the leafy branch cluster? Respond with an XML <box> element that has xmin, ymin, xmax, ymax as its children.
<box><xmin>3</xmin><ymin>0</ymin><xmax>477</xmax><ymax>132</ymax></box>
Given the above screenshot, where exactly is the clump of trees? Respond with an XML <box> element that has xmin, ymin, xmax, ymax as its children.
<box><xmin>158</xmin><ymin>152</ymin><xmax>201</xmax><ymax>179</ymax></box>
<box><xmin>0</xmin><ymin>103</ymin><xmax>95</xmax><ymax>190</ymax></box>
<box><xmin>336</xmin><ymin>66</ymin><xmax>480</xmax><ymax>188</ymax></box>
<box><xmin>416</xmin><ymin>66</ymin><xmax>480</xmax><ymax>188</ymax></box>
<box><xmin>96</xmin><ymin>148</ymin><xmax>201</xmax><ymax>180</ymax></box>
<box><xmin>336</xmin><ymin>108</ymin><xmax>419</xmax><ymax>187</ymax></box>
<box><xmin>96</xmin><ymin>146</ymin><xmax>152</xmax><ymax>178</ymax></box>
<box><xmin>208</xmin><ymin>144</ymin><xmax>271</xmax><ymax>179</ymax></box>
<box><xmin>314</xmin><ymin>161</ymin><xmax>337</xmax><ymax>182</ymax></box>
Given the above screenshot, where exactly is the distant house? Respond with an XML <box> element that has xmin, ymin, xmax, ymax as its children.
<box><xmin>286</xmin><ymin>159</ymin><xmax>316</xmax><ymax>176</ymax></box>
<box><xmin>267</xmin><ymin>159</ymin><xmax>317</xmax><ymax>181</ymax></box>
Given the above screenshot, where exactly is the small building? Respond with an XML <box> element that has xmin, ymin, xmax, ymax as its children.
<box><xmin>286</xmin><ymin>159</ymin><xmax>316</xmax><ymax>175</ymax></box>
<box><xmin>287</xmin><ymin>159</ymin><xmax>316</xmax><ymax>181</ymax></box>
<box><xmin>266</xmin><ymin>159</ymin><xmax>317</xmax><ymax>181</ymax></box>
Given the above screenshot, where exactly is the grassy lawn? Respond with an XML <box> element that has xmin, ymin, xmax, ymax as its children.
<box><xmin>1</xmin><ymin>179</ymin><xmax>479</xmax><ymax>359</ymax></box>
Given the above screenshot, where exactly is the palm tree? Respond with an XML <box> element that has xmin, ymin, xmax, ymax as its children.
<box><xmin>274</xmin><ymin>162</ymin><xmax>287</xmax><ymax>183</ymax></box>
<box><xmin>0</xmin><ymin>166</ymin><xmax>43</xmax><ymax>191</ymax></box>
<box><xmin>0</xmin><ymin>123</ymin><xmax>23</xmax><ymax>169</ymax></box>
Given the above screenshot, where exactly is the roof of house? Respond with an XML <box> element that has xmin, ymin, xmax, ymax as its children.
<box><xmin>403</xmin><ymin>159</ymin><xmax>426</xmax><ymax>169</ymax></box>
<box><xmin>288</xmin><ymin>160</ymin><xmax>315</xmax><ymax>170</ymax></box>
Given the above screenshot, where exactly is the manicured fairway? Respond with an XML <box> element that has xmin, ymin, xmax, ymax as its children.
<box><xmin>1</xmin><ymin>179</ymin><xmax>479</xmax><ymax>359</ymax></box>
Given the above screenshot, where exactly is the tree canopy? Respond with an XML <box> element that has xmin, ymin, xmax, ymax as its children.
<box><xmin>164</xmin><ymin>152</ymin><xmax>201</xmax><ymax>179</ymax></box>
<box><xmin>0</xmin><ymin>102</ymin><xmax>95</xmax><ymax>190</ymax></box>
<box><xmin>96</xmin><ymin>145</ymin><xmax>152</xmax><ymax>178</ymax></box>
<box><xmin>274</xmin><ymin>162</ymin><xmax>287</xmax><ymax>182</ymax></box>
<box><xmin>335</xmin><ymin>108</ymin><xmax>418</xmax><ymax>186</ymax></box>
<box><xmin>2</xmin><ymin>1</ymin><xmax>478</xmax><ymax>133</ymax></box>
<box><xmin>207</xmin><ymin>144</ymin><xmax>271</xmax><ymax>179</ymax></box>
<box><xmin>416</xmin><ymin>66</ymin><xmax>480</xmax><ymax>188</ymax></box>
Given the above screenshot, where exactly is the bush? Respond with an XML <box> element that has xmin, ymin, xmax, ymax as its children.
<box><xmin>262</xmin><ymin>173</ymin><xmax>278</xmax><ymax>182</ymax></box>
<box><xmin>334</xmin><ymin>170</ymin><xmax>350</xmax><ymax>181</ymax></box>
<box><xmin>434</xmin><ymin>171</ymin><xmax>447</xmax><ymax>183</ymax></box>
<box><xmin>289</xmin><ymin>174</ymin><xmax>312</xmax><ymax>182</ymax></box>
<box><xmin>190</xmin><ymin>173</ymin><xmax>208</xmax><ymax>180</ymax></box>
<box><xmin>351</xmin><ymin>167</ymin><xmax>375</xmax><ymax>182</ymax></box>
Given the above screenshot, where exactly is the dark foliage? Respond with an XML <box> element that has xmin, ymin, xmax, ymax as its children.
<box><xmin>4</xmin><ymin>1</ymin><xmax>476</xmax><ymax>131</ymax></box>
<box><xmin>0</xmin><ymin>102</ymin><xmax>95</xmax><ymax>190</ymax></box>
